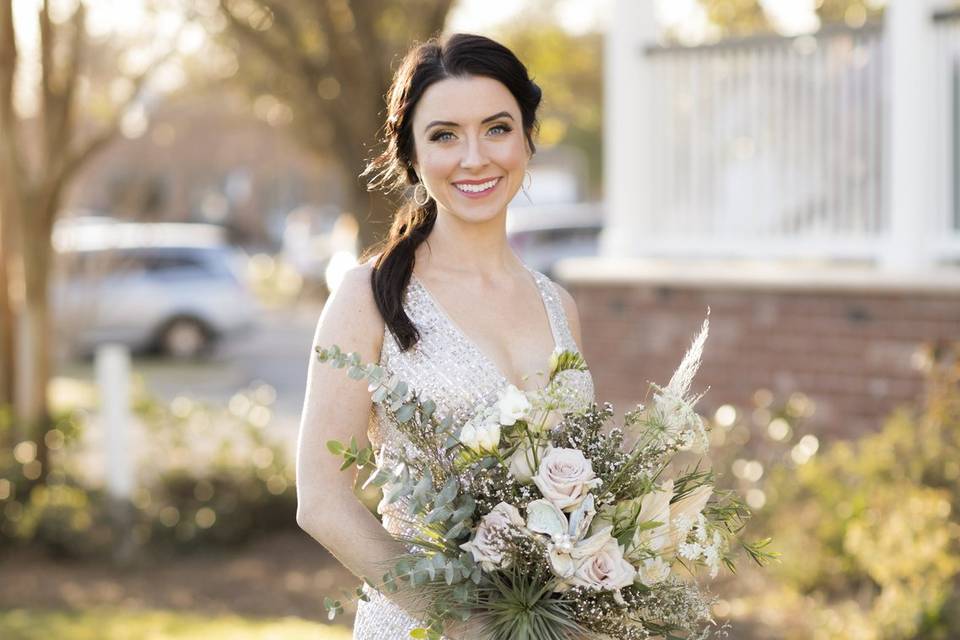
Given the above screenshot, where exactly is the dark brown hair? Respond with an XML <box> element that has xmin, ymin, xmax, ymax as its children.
<box><xmin>361</xmin><ymin>33</ymin><xmax>542</xmax><ymax>351</ymax></box>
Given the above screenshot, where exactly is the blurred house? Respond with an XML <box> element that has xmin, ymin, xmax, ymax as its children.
<box><xmin>62</xmin><ymin>88</ymin><xmax>344</xmax><ymax>250</ymax></box>
<box><xmin>562</xmin><ymin>0</ymin><xmax>960</xmax><ymax>438</ymax></box>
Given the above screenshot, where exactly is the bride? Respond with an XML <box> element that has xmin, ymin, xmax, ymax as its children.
<box><xmin>296</xmin><ymin>33</ymin><xmax>595</xmax><ymax>639</ymax></box>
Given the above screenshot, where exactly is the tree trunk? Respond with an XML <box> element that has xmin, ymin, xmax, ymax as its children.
<box><xmin>17</xmin><ymin>192</ymin><xmax>56</xmax><ymax>473</ymax></box>
<box><xmin>0</xmin><ymin>206</ymin><xmax>15</xmax><ymax>410</ymax></box>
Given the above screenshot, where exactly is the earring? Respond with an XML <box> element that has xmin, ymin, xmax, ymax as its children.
<box><xmin>521</xmin><ymin>170</ymin><xmax>533</xmax><ymax>203</ymax></box>
<box><xmin>413</xmin><ymin>183</ymin><xmax>430</xmax><ymax>206</ymax></box>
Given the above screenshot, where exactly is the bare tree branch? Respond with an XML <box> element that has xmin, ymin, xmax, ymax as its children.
<box><xmin>53</xmin><ymin>47</ymin><xmax>176</xmax><ymax>226</ymax></box>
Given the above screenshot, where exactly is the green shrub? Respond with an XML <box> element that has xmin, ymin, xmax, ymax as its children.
<box><xmin>709</xmin><ymin>345</ymin><xmax>960</xmax><ymax>639</ymax></box>
<box><xmin>0</xmin><ymin>381</ymin><xmax>298</xmax><ymax>558</ymax></box>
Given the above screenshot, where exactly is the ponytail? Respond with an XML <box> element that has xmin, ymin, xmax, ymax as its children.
<box><xmin>361</xmin><ymin>200</ymin><xmax>436</xmax><ymax>351</ymax></box>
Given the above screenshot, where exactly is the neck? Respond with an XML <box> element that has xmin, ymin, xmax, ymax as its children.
<box><xmin>415</xmin><ymin>206</ymin><xmax>522</xmax><ymax>281</ymax></box>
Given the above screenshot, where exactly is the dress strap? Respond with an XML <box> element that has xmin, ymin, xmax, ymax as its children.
<box><xmin>525</xmin><ymin>267</ymin><xmax>580</xmax><ymax>354</ymax></box>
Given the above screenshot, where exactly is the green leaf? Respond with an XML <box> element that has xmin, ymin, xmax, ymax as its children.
<box><xmin>421</xmin><ymin>399</ymin><xmax>436</xmax><ymax>418</ymax></box>
<box><xmin>396</xmin><ymin>403</ymin><xmax>416</xmax><ymax>423</ymax></box>
<box><xmin>357</xmin><ymin>447</ymin><xmax>372</xmax><ymax>468</ymax></box>
<box><xmin>348</xmin><ymin>365</ymin><xmax>366</xmax><ymax>379</ymax></box>
<box><xmin>371</xmin><ymin>386</ymin><xmax>389</xmax><ymax>403</ymax></box>
<box><xmin>451</xmin><ymin>496</ymin><xmax>476</xmax><ymax>522</ymax></box>
<box><xmin>409</xmin><ymin>629</ymin><xmax>429</xmax><ymax>639</ymax></box>
<box><xmin>425</xmin><ymin>504</ymin><xmax>453</xmax><ymax>524</ymax></box>
<box><xmin>326</xmin><ymin>440</ymin><xmax>345</xmax><ymax>455</ymax></box>
<box><xmin>436</xmin><ymin>477</ymin><xmax>459</xmax><ymax>507</ymax></box>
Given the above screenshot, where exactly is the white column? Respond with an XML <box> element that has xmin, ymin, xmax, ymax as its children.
<box><xmin>601</xmin><ymin>0</ymin><xmax>658</xmax><ymax>258</ymax></box>
<box><xmin>883</xmin><ymin>0</ymin><xmax>938</xmax><ymax>270</ymax></box>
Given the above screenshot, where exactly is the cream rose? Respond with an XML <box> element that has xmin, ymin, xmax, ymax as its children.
<box><xmin>460</xmin><ymin>502</ymin><xmax>525</xmax><ymax>571</ymax></box>
<box><xmin>568</xmin><ymin>533</ymin><xmax>637</xmax><ymax>593</ymax></box>
<box><xmin>533</xmin><ymin>447</ymin><xmax>602</xmax><ymax>512</ymax></box>
<box><xmin>496</xmin><ymin>384</ymin><xmax>532</xmax><ymax>426</ymax></box>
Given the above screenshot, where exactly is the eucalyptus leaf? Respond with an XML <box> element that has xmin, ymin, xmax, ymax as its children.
<box><xmin>396</xmin><ymin>403</ymin><xmax>416</xmax><ymax>423</ymax></box>
<box><xmin>436</xmin><ymin>478</ymin><xmax>459</xmax><ymax>507</ymax></box>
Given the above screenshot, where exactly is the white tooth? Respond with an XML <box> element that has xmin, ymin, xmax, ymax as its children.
<box><xmin>457</xmin><ymin>179</ymin><xmax>497</xmax><ymax>193</ymax></box>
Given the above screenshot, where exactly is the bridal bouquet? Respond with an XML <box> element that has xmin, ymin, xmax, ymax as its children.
<box><xmin>318</xmin><ymin>315</ymin><xmax>773</xmax><ymax>639</ymax></box>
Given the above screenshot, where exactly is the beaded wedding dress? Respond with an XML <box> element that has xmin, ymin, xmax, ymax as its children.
<box><xmin>352</xmin><ymin>265</ymin><xmax>595</xmax><ymax>639</ymax></box>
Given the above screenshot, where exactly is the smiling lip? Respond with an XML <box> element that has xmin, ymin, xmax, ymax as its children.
<box><xmin>452</xmin><ymin>177</ymin><xmax>501</xmax><ymax>198</ymax></box>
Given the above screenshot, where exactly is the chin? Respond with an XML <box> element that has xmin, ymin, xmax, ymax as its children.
<box><xmin>440</xmin><ymin>198</ymin><xmax>509</xmax><ymax>224</ymax></box>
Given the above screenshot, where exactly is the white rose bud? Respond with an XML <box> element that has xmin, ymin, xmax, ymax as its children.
<box><xmin>507</xmin><ymin>442</ymin><xmax>548</xmax><ymax>483</ymax></box>
<box><xmin>533</xmin><ymin>447</ymin><xmax>602</xmax><ymax>512</ymax></box>
<box><xmin>496</xmin><ymin>384</ymin><xmax>532</xmax><ymax>426</ymax></box>
<box><xmin>460</xmin><ymin>502</ymin><xmax>525</xmax><ymax>571</ymax></box>
<box><xmin>459</xmin><ymin>412</ymin><xmax>502</xmax><ymax>453</ymax></box>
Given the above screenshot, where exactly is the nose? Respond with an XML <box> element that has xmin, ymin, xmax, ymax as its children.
<box><xmin>460</xmin><ymin>134</ymin><xmax>489</xmax><ymax>170</ymax></box>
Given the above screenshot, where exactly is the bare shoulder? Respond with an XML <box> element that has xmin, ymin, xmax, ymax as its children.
<box><xmin>551</xmin><ymin>281</ymin><xmax>584</xmax><ymax>352</ymax></box>
<box><xmin>312</xmin><ymin>260</ymin><xmax>384</xmax><ymax>363</ymax></box>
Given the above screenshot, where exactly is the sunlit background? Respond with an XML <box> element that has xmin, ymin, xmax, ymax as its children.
<box><xmin>1</xmin><ymin>0</ymin><xmax>959</xmax><ymax>638</ymax></box>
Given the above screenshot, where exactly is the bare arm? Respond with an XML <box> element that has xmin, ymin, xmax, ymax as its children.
<box><xmin>296</xmin><ymin>264</ymin><xmax>488</xmax><ymax>637</ymax></box>
<box><xmin>295</xmin><ymin>263</ymin><xmax>416</xmax><ymax>608</ymax></box>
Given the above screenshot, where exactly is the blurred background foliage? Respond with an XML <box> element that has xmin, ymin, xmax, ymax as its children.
<box><xmin>0</xmin><ymin>379</ymin><xmax>297</xmax><ymax>559</ymax></box>
<box><xmin>703</xmin><ymin>342</ymin><xmax>960</xmax><ymax>639</ymax></box>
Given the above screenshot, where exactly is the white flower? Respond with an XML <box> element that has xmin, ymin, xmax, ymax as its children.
<box><xmin>631</xmin><ymin>479</ymin><xmax>674</xmax><ymax>554</ymax></box>
<box><xmin>532</xmin><ymin>447</ymin><xmax>602</xmax><ymax>512</ymax></box>
<box><xmin>459</xmin><ymin>409</ymin><xmax>502</xmax><ymax>453</ymax></box>
<box><xmin>637</xmin><ymin>556</ymin><xmax>671</xmax><ymax>587</ymax></box>
<box><xmin>507</xmin><ymin>441</ymin><xmax>548</xmax><ymax>483</ymax></box>
<box><xmin>460</xmin><ymin>502</ymin><xmax>525</xmax><ymax>572</ymax></box>
<box><xmin>526</xmin><ymin>495</ymin><xmax>603</xmax><ymax>581</ymax></box>
<box><xmin>496</xmin><ymin>384</ymin><xmax>532</xmax><ymax>426</ymax></box>
<box><xmin>670</xmin><ymin>485</ymin><xmax>712</xmax><ymax>548</ymax></box>
<box><xmin>568</xmin><ymin>533</ymin><xmax>637</xmax><ymax>594</ymax></box>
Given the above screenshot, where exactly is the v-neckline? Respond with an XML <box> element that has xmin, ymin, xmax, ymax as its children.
<box><xmin>409</xmin><ymin>266</ymin><xmax>561</xmax><ymax>393</ymax></box>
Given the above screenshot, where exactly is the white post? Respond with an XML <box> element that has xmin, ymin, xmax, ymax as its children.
<box><xmin>883</xmin><ymin>0</ymin><xmax>938</xmax><ymax>270</ymax></box>
<box><xmin>95</xmin><ymin>343</ymin><xmax>136</xmax><ymax>562</ymax></box>
<box><xmin>601</xmin><ymin>0</ymin><xmax>658</xmax><ymax>258</ymax></box>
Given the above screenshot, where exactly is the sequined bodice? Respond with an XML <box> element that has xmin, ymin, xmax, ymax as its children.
<box><xmin>368</xmin><ymin>265</ymin><xmax>595</xmax><ymax>463</ymax></box>
<box><xmin>353</xmin><ymin>265</ymin><xmax>595</xmax><ymax>640</ymax></box>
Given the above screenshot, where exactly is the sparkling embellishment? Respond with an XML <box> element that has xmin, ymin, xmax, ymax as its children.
<box><xmin>353</xmin><ymin>265</ymin><xmax>595</xmax><ymax>639</ymax></box>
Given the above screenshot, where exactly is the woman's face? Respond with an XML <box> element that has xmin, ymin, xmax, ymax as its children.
<box><xmin>410</xmin><ymin>75</ymin><xmax>531</xmax><ymax>225</ymax></box>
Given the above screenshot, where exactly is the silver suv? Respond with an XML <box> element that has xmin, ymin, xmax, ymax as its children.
<box><xmin>52</xmin><ymin>222</ymin><xmax>259</xmax><ymax>359</ymax></box>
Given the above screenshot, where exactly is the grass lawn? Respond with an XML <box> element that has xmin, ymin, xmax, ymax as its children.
<box><xmin>0</xmin><ymin>608</ymin><xmax>353</xmax><ymax>640</ymax></box>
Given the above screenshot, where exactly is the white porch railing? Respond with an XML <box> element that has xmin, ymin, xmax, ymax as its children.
<box><xmin>620</xmin><ymin>12</ymin><xmax>960</xmax><ymax>264</ymax></box>
<box><xmin>932</xmin><ymin>9</ymin><xmax>960</xmax><ymax>260</ymax></box>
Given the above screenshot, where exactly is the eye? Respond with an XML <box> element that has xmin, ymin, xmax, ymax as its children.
<box><xmin>430</xmin><ymin>130</ymin><xmax>455</xmax><ymax>142</ymax></box>
<box><xmin>489</xmin><ymin>124</ymin><xmax>513</xmax><ymax>135</ymax></box>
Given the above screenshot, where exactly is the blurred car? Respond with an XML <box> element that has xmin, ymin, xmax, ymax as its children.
<box><xmin>51</xmin><ymin>221</ymin><xmax>259</xmax><ymax>359</ymax></box>
<box><xmin>506</xmin><ymin>202</ymin><xmax>603</xmax><ymax>277</ymax></box>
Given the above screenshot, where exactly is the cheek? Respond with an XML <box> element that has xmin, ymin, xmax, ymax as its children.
<box><xmin>419</xmin><ymin>150</ymin><xmax>459</xmax><ymax>181</ymax></box>
<box><xmin>492</xmin><ymin>138</ymin><xmax>529</xmax><ymax>171</ymax></box>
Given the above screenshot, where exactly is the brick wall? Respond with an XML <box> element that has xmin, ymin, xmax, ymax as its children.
<box><xmin>557</xmin><ymin>260</ymin><xmax>960</xmax><ymax>440</ymax></box>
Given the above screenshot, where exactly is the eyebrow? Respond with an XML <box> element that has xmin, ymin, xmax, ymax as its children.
<box><xmin>424</xmin><ymin>111</ymin><xmax>514</xmax><ymax>133</ymax></box>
